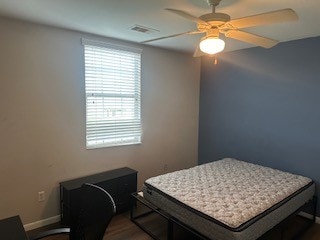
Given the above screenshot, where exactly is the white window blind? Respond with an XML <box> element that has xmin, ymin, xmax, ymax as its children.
<box><xmin>83</xmin><ymin>39</ymin><xmax>142</xmax><ymax>149</ymax></box>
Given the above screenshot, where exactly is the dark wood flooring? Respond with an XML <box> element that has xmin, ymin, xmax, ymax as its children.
<box><xmin>27</xmin><ymin>212</ymin><xmax>320</xmax><ymax>240</ymax></box>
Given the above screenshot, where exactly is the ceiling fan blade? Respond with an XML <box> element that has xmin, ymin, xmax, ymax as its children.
<box><xmin>193</xmin><ymin>46</ymin><xmax>206</xmax><ymax>57</ymax></box>
<box><xmin>166</xmin><ymin>8</ymin><xmax>210</xmax><ymax>26</ymax></box>
<box><xmin>141</xmin><ymin>31</ymin><xmax>202</xmax><ymax>43</ymax></box>
<box><xmin>226</xmin><ymin>30</ymin><xmax>279</xmax><ymax>48</ymax></box>
<box><xmin>228</xmin><ymin>8</ymin><xmax>298</xmax><ymax>29</ymax></box>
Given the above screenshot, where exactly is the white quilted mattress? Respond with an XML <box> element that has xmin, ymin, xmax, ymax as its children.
<box><xmin>144</xmin><ymin>158</ymin><xmax>313</xmax><ymax>229</ymax></box>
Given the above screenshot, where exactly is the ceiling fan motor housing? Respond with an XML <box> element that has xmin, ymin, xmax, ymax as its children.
<box><xmin>198</xmin><ymin>13</ymin><xmax>231</xmax><ymax>31</ymax></box>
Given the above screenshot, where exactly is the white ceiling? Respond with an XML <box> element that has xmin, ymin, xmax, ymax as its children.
<box><xmin>0</xmin><ymin>0</ymin><xmax>319</xmax><ymax>54</ymax></box>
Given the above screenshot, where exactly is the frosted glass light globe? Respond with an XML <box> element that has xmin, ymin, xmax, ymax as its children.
<box><xmin>199</xmin><ymin>37</ymin><xmax>225</xmax><ymax>55</ymax></box>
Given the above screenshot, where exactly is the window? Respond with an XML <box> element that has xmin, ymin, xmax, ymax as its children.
<box><xmin>83</xmin><ymin>39</ymin><xmax>142</xmax><ymax>149</ymax></box>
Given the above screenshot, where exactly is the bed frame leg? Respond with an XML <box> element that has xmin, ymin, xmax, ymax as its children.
<box><xmin>167</xmin><ymin>220</ymin><xmax>173</xmax><ymax>240</ymax></box>
<box><xmin>312</xmin><ymin>196</ymin><xmax>318</xmax><ymax>223</ymax></box>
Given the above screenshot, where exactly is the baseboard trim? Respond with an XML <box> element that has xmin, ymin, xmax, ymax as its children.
<box><xmin>24</xmin><ymin>215</ymin><xmax>61</xmax><ymax>231</ymax></box>
<box><xmin>299</xmin><ymin>212</ymin><xmax>320</xmax><ymax>224</ymax></box>
<box><xmin>22</xmin><ymin>212</ymin><xmax>319</xmax><ymax>231</ymax></box>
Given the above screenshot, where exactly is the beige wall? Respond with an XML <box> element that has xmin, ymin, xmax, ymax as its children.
<box><xmin>0</xmin><ymin>17</ymin><xmax>200</xmax><ymax>225</ymax></box>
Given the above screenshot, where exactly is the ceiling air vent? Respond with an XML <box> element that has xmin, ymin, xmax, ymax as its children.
<box><xmin>129</xmin><ymin>25</ymin><xmax>159</xmax><ymax>34</ymax></box>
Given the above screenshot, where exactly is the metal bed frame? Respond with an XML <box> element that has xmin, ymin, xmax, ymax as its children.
<box><xmin>131</xmin><ymin>192</ymin><xmax>317</xmax><ymax>240</ymax></box>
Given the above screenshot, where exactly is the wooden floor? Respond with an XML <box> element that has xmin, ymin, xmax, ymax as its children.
<box><xmin>27</xmin><ymin>212</ymin><xmax>320</xmax><ymax>240</ymax></box>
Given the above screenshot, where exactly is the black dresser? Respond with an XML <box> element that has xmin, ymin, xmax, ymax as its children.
<box><xmin>60</xmin><ymin>167</ymin><xmax>137</xmax><ymax>225</ymax></box>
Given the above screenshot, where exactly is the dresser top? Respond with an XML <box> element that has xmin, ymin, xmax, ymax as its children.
<box><xmin>60</xmin><ymin>167</ymin><xmax>137</xmax><ymax>190</ymax></box>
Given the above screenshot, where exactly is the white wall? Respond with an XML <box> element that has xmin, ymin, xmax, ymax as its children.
<box><xmin>0</xmin><ymin>17</ymin><xmax>200</xmax><ymax>225</ymax></box>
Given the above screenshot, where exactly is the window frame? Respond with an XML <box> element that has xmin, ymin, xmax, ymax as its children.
<box><xmin>82</xmin><ymin>39</ymin><xmax>142</xmax><ymax>149</ymax></box>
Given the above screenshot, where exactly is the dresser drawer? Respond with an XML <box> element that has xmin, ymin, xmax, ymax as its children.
<box><xmin>118</xmin><ymin>174</ymin><xmax>137</xmax><ymax>194</ymax></box>
<box><xmin>96</xmin><ymin>179</ymin><xmax>118</xmax><ymax>196</ymax></box>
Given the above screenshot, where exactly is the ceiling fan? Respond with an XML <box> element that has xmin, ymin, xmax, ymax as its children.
<box><xmin>141</xmin><ymin>0</ymin><xmax>298</xmax><ymax>57</ymax></box>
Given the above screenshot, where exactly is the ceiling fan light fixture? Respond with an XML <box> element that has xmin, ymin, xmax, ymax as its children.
<box><xmin>200</xmin><ymin>36</ymin><xmax>225</xmax><ymax>55</ymax></box>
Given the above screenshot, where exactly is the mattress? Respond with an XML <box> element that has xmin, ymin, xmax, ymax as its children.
<box><xmin>143</xmin><ymin>158</ymin><xmax>315</xmax><ymax>240</ymax></box>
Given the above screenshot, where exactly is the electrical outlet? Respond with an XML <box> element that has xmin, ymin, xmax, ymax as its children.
<box><xmin>38</xmin><ymin>191</ymin><xmax>45</xmax><ymax>202</ymax></box>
